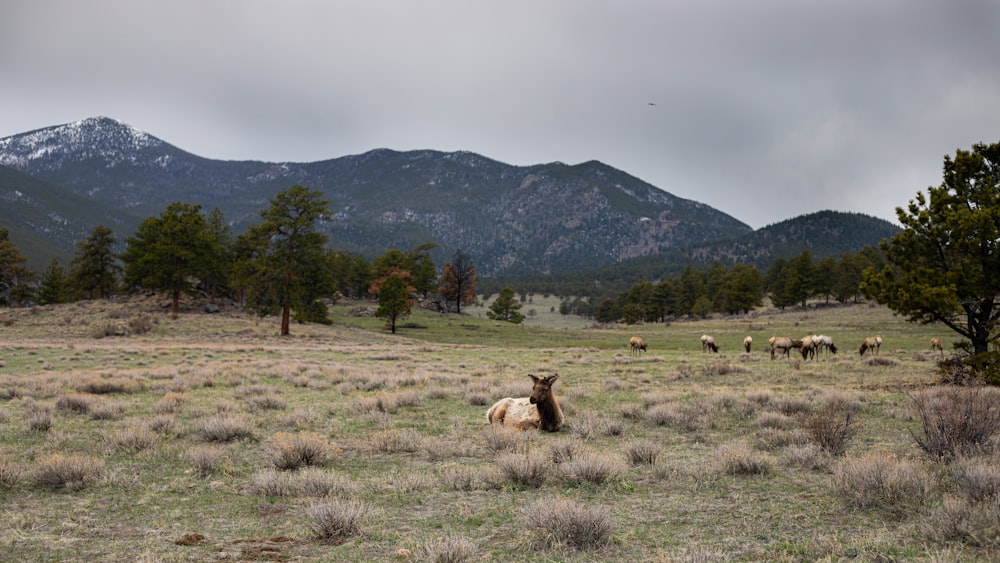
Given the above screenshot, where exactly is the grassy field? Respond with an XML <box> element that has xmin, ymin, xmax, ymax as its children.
<box><xmin>0</xmin><ymin>295</ymin><xmax>998</xmax><ymax>562</ymax></box>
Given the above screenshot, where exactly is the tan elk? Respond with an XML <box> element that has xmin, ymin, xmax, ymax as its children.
<box><xmin>486</xmin><ymin>374</ymin><xmax>563</xmax><ymax>432</ymax></box>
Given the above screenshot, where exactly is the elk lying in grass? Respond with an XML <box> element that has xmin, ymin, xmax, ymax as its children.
<box><xmin>486</xmin><ymin>374</ymin><xmax>563</xmax><ymax>432</ymax></box>
<box><xmin>629</xmin><ymin>336</ymin><xmax>647</xmax><ymax>356</ymax></box>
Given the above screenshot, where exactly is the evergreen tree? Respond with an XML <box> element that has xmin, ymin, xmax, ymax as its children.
<box><xmin>233</xmin><ymin>185</ymin><xmax>332</xmax><ymax>336</ymax></box>
<box><xmin>38</xmin><ymin>259</ymin><xmax>71</xmax><ymax>305</ymax></box>
<box><xmin>123</xmin><ymin>202</ymin><xmax>215</xmax><ymax>315</ymax></box>
<box><xmin>0</xmin><ymin>229</ymin><xmax>33</xmax><ymax>306</ymax></box>
<box><xmin>487</xmin><ymin>287</ymin><xmax>524</xmax><ymax>323</ymax></box>
<box><xmin>374</xmin><ymin>272</ymin><xmax>414</xmax><ymax>334</ymax></box>
<box><xmin>203</xmin><ymin>207</ymin><xmax>234</xmax><ymax>301</ymax></box>
<box><xmin>70</xmin><ymin>225</ymin><xmax>120</xmax><ymax>299</ymax></box>
<box><xmin>862</xmin><ymin>141</ymin><xmax>1000</xmax><ymax>357</ymax></box>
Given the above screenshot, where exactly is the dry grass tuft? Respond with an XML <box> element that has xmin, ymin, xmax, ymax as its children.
<box><xmin>305</xmin><ymin>499</ymin><xmax>368</xmax><ymax>542</ymax></box>
<box><xmin>103</xmin><ymin>425</ymin><xmax>157</xmax><ymax>452</ymax></box>
<box><xmin>496</xmin><ymin>451</ymin><xmax>550</xmax><ymax>488</ymax></box>
<box><xmin>33</xmin><ymin>453</ymin><xmax>104</xmax><ymax>490</ymax></box>
<box><xmin>522</xmin><ymin>497</ymin><xmax>616</xmax><ymax>550</ymax></box>
<box><xmin>833</xmin><ymin>452</ymin><xmax>929</xmax><ymax>518</ymax></box>
<box><xmin>55</xmin><ymin>393</ymin><xmax>99</xmax><ymax>414</ymax></box>
<box><xmin>715</xmin><ymin>441</ymin><xmax>775</xmax><ymax>476</ymax></box>
<box><xmin>920</xmin><ymin>495</ymin><xmax>1000</xmax><ymax>547</ymax></box>
<box><xmin>0</xmin><ymin>457</ymin><xmax>24</xmax><ymax>489</ymax></box>
<box><xmin>421</xmin><ymin>534</ymin><xmax>478</xmax><ymax>563</ymax></box>
<box><xmin>187</xmin><ymin>445</ymin><xmax>227</xmax><ymax>478</ymax></box>
<box><xmin>558</xmin><ymin>451</ymin><xmax>625</xmax><ymax>485</ymax></box>
<box><xmin>198</xmin><ymin>412</ymin><xmax>257</xmax><ymax>443</ymax></box>
<box><xmin>623</xmin><ymin>441</ymin><xmax>661</xmax><ymax>465</ymax></box>
<box><xmin>269</xmin><ymin>431</ymin><xmax>336</xmax><ymax>470</ymax></box>
<box><xmin>370</xmin><ymin>428</ymin><xmax>422</xmax><ymax>453</ymax></box>
<box><xmin>950</xmin><ymin>454</ymin><xmax>1000</xmax><ymax>502</ymax></box>
<box><xmin>482</xmin><ymin>424</ymin><xmax>534</xmax><ymax>454</ymax></box>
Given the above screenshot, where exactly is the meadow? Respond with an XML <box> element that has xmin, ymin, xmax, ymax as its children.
<box><xmin>1</xmin><ymin>294</ymin><xmax>998</xmax><ymax>562</ymax></box>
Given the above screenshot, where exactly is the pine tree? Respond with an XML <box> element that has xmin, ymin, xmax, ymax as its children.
<box><xmin>487</xmin><ymin>287</ymin><xmax>524</xmax><ymax>324</ymax></box>
<box><xmin>69</xmin><ymin>225</ymin><xmax>121</xmax><ymax>299</ymax></box>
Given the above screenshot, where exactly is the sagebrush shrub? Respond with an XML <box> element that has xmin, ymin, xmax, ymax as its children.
<box><xmin>715</xmin><ymin>441</ymin><xmax>774</xmax><ymax>476</ymax></box>
<box><xmin>198</xmin><ymin>412</ymin><xmax>256</xmax><ymax>443</ymax></box>
<box><xmin>422</xmin><ymin>534</ymin><xmax>478</xmax><ymax>563</ymax></box>
<box><xmin>833</xmin><ymin>452</ymin><xmax>929</xmax><ymax>518</ymax></box>
<box><xmin>496</xmin><ymin>452</ymin><xmax>549</xmax><ymax>488</ymax></box>
<box><xmin>920</xmin><ymin>495</ymin><xmax>1000</xmax><ymax>547</ymax></box>
<box><xmin>522</xmin><ymin>497</ymin><xmax>616</xmax><ymax>550</ymax></box>
<box><xmin>623</xmin><ymin>441</ymin><xmax>661</xmax><ymax>465</ymax></box>
<box><xmin>558</xmin><ymin>451</ymin><xmax>624</xmax><ymax>485</ymax></box>
<box><xmin>33</xmin><ymin>453</ymin><xmax>104</xmax><ymax>490</ymax></box>
<box><xmin>305</xmin><ymin>499</ymin><xmax>368</xmax><ymax>541</ymax></box>
<box><xmin>908</xmin><ymin>386</ymin><xmax>1000</xmax><ymax>459</ymax></box>
<box><xmin>55</xmin><ymin>393</ymin><xmax>98</xmax><ymax>414</ymax></box>
<box><xmin>187</xmin><ymin>445</ymin><xmax>226</xmax><ymax>478</ymax></box>
<box><xmin>0</xmin><ymin>457</ymin><xmax>24</xmax><ymax>489</ymax></box>
<box><xmin>270</xmin><ymin>431</ymin><xmax>335</xmax><ymax>470</ymax></box>
<box><xmin>103</xmin><ymin>425</ymin><xmax>157</xmax><ymax>452</ymax></box>
<box><xmin>950</xmin><ymin>455</ymin><xmax>1000</xmax><ymax>502</ymax></box>
<box><xmin>801</xmin><ymin>399</ymin><xmax>858</xmax><ymax>456</ymax></box>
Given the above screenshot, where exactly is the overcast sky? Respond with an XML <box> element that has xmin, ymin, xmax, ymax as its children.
<box><xmin>2</xmin><ymin>1</ymin><xmax>998</xmax><ymax>229</ymax></box>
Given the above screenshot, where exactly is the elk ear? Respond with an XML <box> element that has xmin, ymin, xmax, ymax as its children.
<box><xmin>545</xmin><ymin>374</ymin><xmax>559</xmax><ymax>383</ymax></box>
<box><xmin>527</xmin><ymin>374</ymin><xmax>540</xmax><ymax>383</ymax></box>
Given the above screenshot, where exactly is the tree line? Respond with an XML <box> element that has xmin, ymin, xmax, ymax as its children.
<box><xmin>0</xmin><ymin>186</ymin><xmax>480</xmax><ymax>335</ymax></box>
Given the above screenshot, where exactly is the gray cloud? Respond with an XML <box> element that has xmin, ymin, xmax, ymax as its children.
<box><xmin>2</xmin><ymin>0</ymin><xmax>998</xmax><ymax>228</ymax></box>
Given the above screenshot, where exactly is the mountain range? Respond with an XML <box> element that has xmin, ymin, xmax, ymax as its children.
<box><xmin>0</xmin><ymin>117</ymin><xmax>899</xmax><ymax>276</ymax></box>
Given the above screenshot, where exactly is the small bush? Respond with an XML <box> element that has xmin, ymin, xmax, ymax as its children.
<box><xmin>89</xmin><ymin>401</ymin><xmax>127</xmax><ymax>420</ymax></box>
<box><xmin>833</xmin><ymin>452</ymin><xmax>929</xmax><ymax>518</ymax></box>
<box><xmin>33</xmin><ymin>453</ymin><xmax>104</xmax><ymax>491</ymax></box>
<box><xmin>246</xmin><ymin>393</ymin><xmax>288</xmax><ymax>411</ymax></box>
<box><xmin>249</xmin><ymin>469</ymin><xmax>294</xmax><ymax>497</ymax></box>
<box><xmin>152</xmin><ymin>392</ymin><xmax>187</xmax><ymax>414</ymax></box>
<box><xmin>0</xmin><ymin>457</ymin><xmax>24</xmax><ymax>489</ymax></box>
<box><xmin>75</xmin><ymin>377</ymin><xmax>144</xmax><ymax>394</ymax></box>
<box><xmin>547</xmin><ymin>437</ymin><xmax>579</xmax><ymax>464</ymax></box>
<box><xmin>25</xmin><ymin>409</ymin><xmax>53</xmax><ymax>432</ymax></box>
<box><xmin>198</xmin><ymin>412</ymin><xmax>257</xmax><ymax>443</ymax></box>
<box><xmin>920</xmin><ymin>495</ymin><xmax>1000</xmax><ymax>547</ymax></box>
<box><xmin>623</xmin><ymin>441</ymin><xmax>661</xmax><ymax>465</ymax></box>
<box><xmin>187</xmin><ymin>446</ymin><xmax>226</xmax><ymax>478</ymax></box>
<box><xmin>482</xmin><ymin>425</ymin><xmax>533</xmax><ymax>454</ymax></box>
<box><xmin>295</xmin><ymin>467</ymin><xmax>359</xmax><ymax>498</ymax></box>
<box><xmin>371</xmin><ymin>428</ymin><xmax>421</xmax><ymax>453</ymax></box>
<box><xmin>800</xmin><ymin>399</ymin><xmax>858</xmax><ymax>456</ymax></box>
<box><xmin>702</xmin><ymin>361</ymin><xmax>748</xmax><ymax>376</ymax></box>
<box><xmin>950</xmin><ymin>455</ymin><xmax>1000</xmax><ymax>501</ymax></box>
<box><xmin>908</xmin><ymin>385</ymin><xmax>1000</xmax><ymax>459</ymax></box>
<box><xmin>270</xmin><ymin>431</ymin><xmax>336</xmax><ymax>470</ymax></box>
<box><xmin>422</xmin><ymin>534</ymin><xmax>478</xmax><ymax>562</ymax></box>
<box><xmin>781</xmin><ymin>444</ymin><xmax>833</xmax><ymax>471</ymax></box>
<box><xmin>646</xmin><ymin>402</ymin><xmax>702</xmax><ymax>431</ymax></box>
<box><xmin>522</xmin><ymin>497</ymin><xmax>616</xmax><ymax>550</ymax></box>
<box><xmin>305</xmin><ymin>499</ymin><xmax>368</xmax><ymax>542</ymax></box>
<box><xmin>55</xmin><ymin>393</ymin><xmax>98</xmax><ymax>414</ymax></box>
<box><xmin>103</xmin><ymin>425</ymin><xmax>157</xmax><ymax>452</ymax></box>
<box><xmin>715</xmin><ymin>441</ymin><xmax>775</xmax><ymax>476</ymax></box>
<box><xmin>495</xmin><ymin>452</ymin><xmax>549</xmax><ymax>488</ymax></box>
<box><xmin>558</xmin><ymin>451</ymin><xmax>624</xmax><ymax>485</ymax></box>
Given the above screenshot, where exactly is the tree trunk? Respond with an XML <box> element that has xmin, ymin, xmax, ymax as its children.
<box><xmin>172</xmin><ymin>290</ymin><xmax>180</xmax><ymax>315</ymax></box>
<box><xmin>281</xmin><ymin>305</ymin><xmax>290</xmax><ymax>336</ymax></box>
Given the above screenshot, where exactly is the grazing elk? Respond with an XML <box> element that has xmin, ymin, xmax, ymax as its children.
<box><xmin>859</xmin><ymin>336</ymin><xmax>883</xmax><ymax>356</ymax></box>
<box><xmin>743</xmin><ymin>336</ymin><xmax>753</xmax><ymax>353</ymax></box>
<box><xmin>930</xmin><ymin>338</ymin><xmax>943</xmax><ymax>355</ymax></box>
<box><xmin>767</xmin><ymin>336</ymin><xmax>802</xmax><ymax>360</ymax></box>
<box><xmin>486</xmin><ymin>374</ymin><xmax>563</xmax><ymax>432</ymax></box>
<box><xmin>630</xmin><ymin>336</ymin><xmax>647</xmax><ymax>356</ymax></box>
<box><xmin>701</xmin><ymin>334</ymin><xmax>719</xmax><ymax>353</ymax></box>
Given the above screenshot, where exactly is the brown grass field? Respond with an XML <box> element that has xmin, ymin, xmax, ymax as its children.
<box><xmin>1</xmin><ymin>294</ymin><xmax>998</xmax><ymax>562</ymax></box>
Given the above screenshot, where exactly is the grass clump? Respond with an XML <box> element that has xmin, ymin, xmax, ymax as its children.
<box><xmin>495</xmin><ymin>451</ymin><xmax>550</xmax><ymax>488</ymax></box>
<box><xmin>33</xmin><ymin>453</ymin><xmax>104</xmax><ymax>491</ymax></box>
<box><xmin>522</xmin><ymin>497</ymin><xmax>616</xmax><ymax>550</ymax></box>
<box><xmin>715</xmin><ymin>441</ymin><xmax>775</xmax><ymax>476</ymax></box>
<box><xmin>833</xmin><ymin>452</ymin><xmax>929</xmax><ymax>518</ymax></box>
<box><xmin>198</xmin><ymin>412</ymin><xmax>257</xmax><ymax>443</ymax></box>
<box><xmin>305</xmin><ymin>499</ymin><xmax>368</xmax><ymax>542</ymax></box>
<box><xmin>422</xmin><ymin>534</ymin><xmax>478</xmax><ymax>563</ymax></box>
<box><xmin>269</xmin><ymin>431</ymin><xmax>336</xmax><ymax>470</ymax></box>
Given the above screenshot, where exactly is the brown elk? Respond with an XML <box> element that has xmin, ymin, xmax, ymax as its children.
<box><xmin>930</xmin><ymin>338</ymin><xmax>943</xmax><ymax>355</ymax></box>
<box><xmin>767</xmin><ymin>336</ymin><xmax>802</xmax><ymax>360</ymax></box>
<box><xmin>701</xmin><ymin>334</ymin><xmax>719</xmax><ymax>353</ymax></box>
<box><xmin>743</xmin><ymin>336</ymin><xmax>753</xmax><ymax>353</ymax></box>
<box><xmin>629</xmin><ymin>336</ymin><xmax>647</xmax><ymax>356</ymax></box>
<box><xmin>486</xmin><ymin>374</ymin><xmax>563</xmax><ymax>432</ymax></box>
<box><xmin>859</xmin><ymin>336</ymin><xmax>883</xmax><ymax>356</ymax></box>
